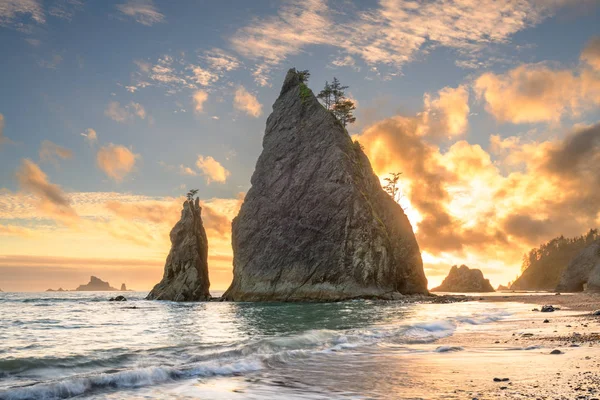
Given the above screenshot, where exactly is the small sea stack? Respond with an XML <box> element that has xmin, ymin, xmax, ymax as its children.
<box><xmin>431</xmin><ymin>265</ymin><xmax>495</xmax><ymax>293</ymax></box>
<box><xmin>146</xmin><ymin>198</ymin><xmax>210</xmax><ymax>301</ymax></box>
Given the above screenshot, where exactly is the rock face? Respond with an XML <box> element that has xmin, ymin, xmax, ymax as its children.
<box><xmin>556</xmin><ymin>240</ymin><xmax>600</xmax><ymax>292</ymax></box>
<box><xmin>146</xmin><ymin>198</ymin><xmax>210</xmax><ymax>301</ymax></box>
<box><xmin>120</xmin><ymin>283</ymin><xmax>127</xmax><ymax>291</ymax></box>
<box><xmin>76</xmin><ymin>276</ymin><xmax>117</xmax><ymax>291</ymax></box>
<box><xmin>223</xmin><ymin>69</ymin><xmax>428</xmax><ymax>301</ymax></box>
<box><xmin>431</xmin><ymin>265</ymin><xmax>495</xmax><ymax>293</ymax></box>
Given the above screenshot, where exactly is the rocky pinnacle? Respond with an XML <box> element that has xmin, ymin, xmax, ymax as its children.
<box><xmin>146</xmin><ymin>198</ymin><xmax>210</xmax><ymax>301</ymax></box>
<box><xmin>223</xmin><ymin>69</ymin><xmax>428</xmax><ymax>301</ymax></box>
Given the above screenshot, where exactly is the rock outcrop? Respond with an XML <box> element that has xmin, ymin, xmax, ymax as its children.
<box><xmin>496</xmin><ymin>284</ymin><xmax>509</xmax><ymax>291</ymax></box>
<box><xmin>223</xmin><ymin>69</ymin><xmax>428</xmax><ymax>302</ymax></box>
<box><xmin>46</xmin><ymin>288</ymin><xmax>65</xmax><ymax>292</ymax></box>
<box><xmin>76</xmin><ymin>276</ymin><xmax>118</xmax><ymax>291</ymax></box>
<box><xmin>146</xmin><ymin>198</ymin><xmax>210</xmax><ymax>301</ymax></box>
<box><xmin>556</xmin><ymin>240</ymin><xmax>600</xmax><ymax>292</ymax></box>
<box><xmin>431</xmin><ymin>265</ymin><xmax>495</xmax><ymax>293</ymax></box>
<box><xmin>120</xmin><ymin>283</ymin><xmax>127</xmax><ymax>291</ymax></box>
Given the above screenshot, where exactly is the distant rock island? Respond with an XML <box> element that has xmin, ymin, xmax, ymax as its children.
<box><xmin>46</xmin><ymin>288</ymin><xmax>66</xmax><ymax>292</ymax></box>
<box><xmin>556</xmin><ymin>240</ymin><xmax>600</xmax><ymax>292</ymax></box>
<box><xmin>120</xmin><ymin>283</ymin><xmax>127</xmax><ymax>291</ymax></box>
<box><xmin>223</xmin><ymin>69</ymin><xmax>427</xmax><ymax>301</ymax></box>
<box><xmin>146</xmin><ymin>198</ymin><xmax>210</xmax><ymax>301</ymax></box>
<box><xmin>76</xmin><ymin>276</ymin><xmax>118</xmax><ymax>291</ymax></box>
<box><xmin>431</xmin><ymin>265</ymin><xmax>495</xmax><ymax>293</ymax></box>
<box><xmin>496</xmin><ymin>284</ymin><xmax>509</xmax><ymax>291</ymax></box>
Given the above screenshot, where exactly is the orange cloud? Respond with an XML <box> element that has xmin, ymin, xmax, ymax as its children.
<box><xmin>96</xmin><ymin>144</ymin><xmax>139</xmax><ymax>182</ymax></box>
<box><xmin>233</xmin><ymin>86</ymin><xmax>262</xmax><ymax>117</ymax></box>
<box><xmin>196</xmin><ymin>155</ymin><xmax>230</xmax><ymax>184</ymax></box>
<box><xmin>15</xmin><ymin>159</ymin><xmax>79</xmax><ymax>224</ymax></box>
<box><xmin>422</xmin><ymin>85</ymin><xmax>470</xmax><ymax>138</ymax></box>
<box><xmin>581</xmin><ymin>36</ymin><xmax>600</xmax><ymax>72</ymax></box>
<box><xmin>193</xmin><ymin>90</ymin><xmax>208</xmax><ymax>113</ymax></box>
<box><xmin>39</xmin><ymin>140</ymin><xmax>73</xmax><ymax>164</ymax></box>
<box><xmin>474</xmin><ymin>44</ymin><xmax>600</xmax><ymax>124</ymax></box>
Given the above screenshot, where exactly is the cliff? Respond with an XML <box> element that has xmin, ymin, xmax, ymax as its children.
<box><xmin>431</xmin><ymin>265</ymin><xmax>495</xmax><ymax>293</ymax></box>
<box><xmin>146</xmin><ymin>198</ymin><xmax>210</xmax><ymax>301</ymax></box>
<box><xmin>223</xmin><ymin>69</ymin><xmax>428</xmax><ymax>301</ymax></box>
<box><xmin>556</xmin><ymin>240</ymin><xmax>600</xmax><ymax>292</ymax></box>
<box><xmin>76</xmin><ymin>276</ymin><xmax>117</xmax><ymax>291</ymax></box>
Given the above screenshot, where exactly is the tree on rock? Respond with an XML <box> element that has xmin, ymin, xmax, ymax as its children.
<box><xmin>333</xmin><ymin>99</ymin><xmax>356</xmax><ymax>127</ymax></box>
<box><xmin>317</xmin><ymin>77</ymin><xmax>356</xmax><ymax>128</ymax></box>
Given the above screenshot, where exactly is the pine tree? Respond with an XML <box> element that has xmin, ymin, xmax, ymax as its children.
<box><xmin>383</xmin><ymin>172</ymin><xmax>403</xmax><ymax>201</ymax></box>
<box><xmin>317</xmin><ymin>81</ymin><xmax>333</xmax><ymax>110</ymax></box>
<box><xmin>330</xmin><ymin>77</ymin><xmax>349</xmax><ymax>104</ymax></box>
<box><xmin>333</xmin><ymin>99</ymin><xmax>356</xmax><ymax>127</ymax></box>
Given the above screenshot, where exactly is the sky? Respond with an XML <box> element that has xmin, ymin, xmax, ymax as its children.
<box><xmin>0</xmin><ymin>0</ymin><xmax>599</xmax><ymax>292</ymax></box>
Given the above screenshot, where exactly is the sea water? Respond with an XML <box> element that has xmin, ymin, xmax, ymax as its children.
<box><xmin>0</xmin><ymin>291</ymin><xmax>530</xmax><ymax>399</ymax></box>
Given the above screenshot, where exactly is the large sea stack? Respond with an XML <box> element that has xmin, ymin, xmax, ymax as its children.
<box><xmin>431</xmin><ymin>265</ymin><xmax>495</xmax><ymax>293</ymax></box>
<box><xmin>76</xmin><ymin>276</ymin><xmax>117</xmax><ymax>291</ymax></box>
<box><xmin>223</xmin><ymin>69</ymin><xmax>428</xmax><ymax>301</ymax></box>
<box><xmin>146</xmin><ymin>198</ymin><xmax>210</xmax><ymax>301</ymax></box>
<box><xmin>556</xmin><ymin>240</ymin><xmax>600</xmax><ymax>292</ymax></box>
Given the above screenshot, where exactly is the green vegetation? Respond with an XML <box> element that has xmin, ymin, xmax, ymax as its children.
<box><xmin>299</xmin><ymin>82</ymin><xmax>312</xmax><ymax>104</ymax></box>
<box><xmin>512</xmin><ymin>228</ymin><xmax>599</xmax><ymax>289</ymax></box>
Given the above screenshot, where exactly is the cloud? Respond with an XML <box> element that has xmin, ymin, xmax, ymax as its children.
<box><xmin>0</xmin><ymin>224</ymin><xmax>36</xmax><ymax>237</ymax></box>
<box><xmin>104</xmin><ymin>101</ymin><xmax>147</xmax><ymax>123</ymax></box>
<box><xmin>233</xmin><ymin>86</ymin><xmax>262</xmax><ymax>117</ymax></box>
<box><xmin>80</xmin><ymin>128</ymin><xmax>97</xmax><ymax>144</ymax></box>
<box><xmin>179</xmin><ymin>164</ymin><xmax>197</xmax><ymax>176</ymax></box>
<box><xmin>39</xmin><ymin>140</ymin><xmax>73</xmax><ymax>164</ymax></box>
<box><xmin>422</xmin><ymin>85</ymin><xmax>470</xmax><ymax>138</ymax></box>
<box><xmin>0</xmin><ymin>113</ymin><xmax>12</xmax><ymax>146</ymax></box>
<box><xmin>474</xmin><ymin>45</ymin><xmax>600</xmax><ymax>124</ymax></box>
<box><xmin>581</xmin><ymin>36</ymin><xmax>600</xmax><ymax>72</ymax></box>
<box><xmin>48</xmin><ymin>0</ymin><xmax>83</xmax><ymax>21</ymax></box>
<box><xmin>0</xmin><ymin>0</ymin><xmax>45</xmax><ymax>30</ymax></box>
<box><xmin>196</xmin><ymin>155</ymin><xmax>230</xmax><ymax>184</ymax></box>
<box><xmin>116</xmin><ymin>0</ymin><xmax>164</xmax><ymax>26</ymax></box>
<box><xmin>230</xmin><ymin>0</ymin><xmax>573</xmax><ymax>84</ymax></box>
<box><xmin>193</xmin><ymin>90</ymin><xmax>208</xmax><ymax>113</ymax></box>
<box><xmin>96</xmin><ymin>144</ymin><xmax>139</xmax><ymax>182</ymax></box>
<box><xmin>38</xmin><ymin>53</ymin><xmax>63</xmax><ymax>69</ymax></box>
<box><xmin>16</xmin><ymin>159</ymin><xmax>78</xmax><ymax>223</ymax></box>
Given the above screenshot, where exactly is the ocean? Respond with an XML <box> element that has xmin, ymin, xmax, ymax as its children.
<box><xmin>0</xmin><ymin>291</ymin><xmax>547</xmax><ymax>399</ymax></box>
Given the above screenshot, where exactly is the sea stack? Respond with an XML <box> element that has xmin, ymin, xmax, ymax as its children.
<box><xmin>76</xmin><ymin>276</ymin><xmax>117</xmax><ymax>291</ymax></box>
<box><xmin>223</xmin><ymin>69</ymin><xmax>427</xmax><ymax>301</ymax></box>
<box><xmin>146</xmin><ymin>198</ymin><xmax>210</xmax><ymax>301</ymax></box>
<box><xmin>556</xmin><ymin>240</ymin><xmax>600</xmax><ymax>292</ymax></box>
<box><xmin>431</xmin><ymin>265</ymin><xmax>495</xmax><ymax>293</ymax></box>
<box><xmin>120</xmin><ymin>283</ymin><xmax>127</xmax><ymax>291</ymax></box>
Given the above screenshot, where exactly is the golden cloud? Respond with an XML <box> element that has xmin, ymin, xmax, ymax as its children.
<box><xmin>193</xmin><ymin>90</ymin><xmax>208</xmax><ymax>113</ymax></box>
<box><xmin>422</xmin><ymin>85</ymin><xmax>470</xmax><ymax>138</ymax></box>
<box><xmin>16</xmin><ymin>159</ymin><xmax>79</xmax><ymax>224</ymax></box>
<box><xmin>233</xmin><ymin>86</ymin><xmax>262</xmax><ymax>117</ymax></box>
<box><xmin>39</xmin><ymin>140</ymin><xmax>73</xmax><ymax>164</ymax></box>
<box><xmin>581</xmin><ymin>36</ymin><xmax>600</xmax><ymax>72</ymax></box>
<box><xmin>96</xmin><ymin>143</ymin><xmax>139</xmax><ymax>182</ymax></box>
<box><xmin>475</xmin><ymin>46</ymin><xmax>600</xmax><ymax>124</ymax></box>
<box><xmin>196</xmin><ymin>155</ymin><xmax>230</xmax><ymax>184</ymax></box>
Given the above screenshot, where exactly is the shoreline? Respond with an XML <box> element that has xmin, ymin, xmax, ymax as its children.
<box><xmin>478</xmin><ymin>291</ymin><xmax>600</xmax><ymax>312</ymax></box>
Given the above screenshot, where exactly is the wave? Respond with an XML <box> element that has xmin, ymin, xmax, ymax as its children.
<box><xmin>0</xmin><ymin>361</ymin><xmax>262</xmax><ymax>400</ymax></box>
<box><xmin>434</xmin><ymin>345</ymin><xmax>464</xmax><ymax>353</ymax></box>
<box><xmin>0</xmin><ymin>309</ymin><xmax>511</xmax><ymax>400</ymax></box>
